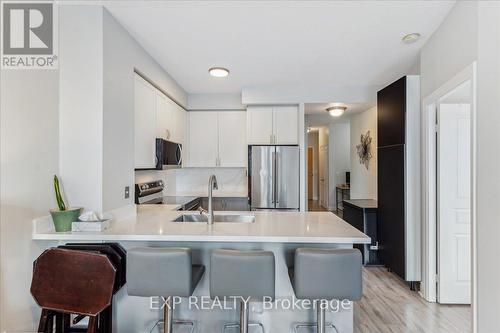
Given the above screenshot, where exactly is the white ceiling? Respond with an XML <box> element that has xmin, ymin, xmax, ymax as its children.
<box><xmin>105</xmin><ymin>1</ymin><xmax>455</xmax><ymax>95</ymax></box>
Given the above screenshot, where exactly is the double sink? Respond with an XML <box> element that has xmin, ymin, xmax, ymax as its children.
<box><xmin>171</xmin><ymin>191</ymin><xmax>254</xmax><ymax>223</ymax></box>
<box><xmin>172</xmin><ymin>214</ymin><xmax>255</xmax><ymax>223</ymax></box>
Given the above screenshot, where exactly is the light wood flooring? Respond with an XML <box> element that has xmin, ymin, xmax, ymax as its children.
<box><xmin>355</xmin><ymin>267</ymin><xmax>471</xmax><ymax>333</ymax></box>
<box><xmin>308</xmin><ymin>200</ymin><xmax>328</xmax><ymax>212</ymax></box>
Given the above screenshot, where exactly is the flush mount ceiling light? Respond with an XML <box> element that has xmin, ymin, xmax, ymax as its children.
<box><xmin>208</xmin><ymin>67</ymin><xmax>230</xmax><ymax>78</ymax></box>
<box><xmin>402</xmin><ymin>33</ymin><xmax>421</xmax><ymax>44</ymax></box>
<box><xmin>326</xmin><ymin>105</ymin><xmax>347</xmax><ymax>117</ymax></box>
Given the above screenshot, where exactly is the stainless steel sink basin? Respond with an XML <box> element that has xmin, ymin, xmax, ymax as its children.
<box><xmin>172</xmin><ymin>214</ymin><xmax>255</xmax><ymax>223</ymax></box>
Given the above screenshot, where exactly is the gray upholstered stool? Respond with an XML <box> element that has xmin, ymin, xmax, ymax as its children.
<box><xmin>127</xmin><ymin>247</ymin><xmax>205</xmax><ymax>333</ymax></box>
<box><xmin>210</xmin><ymin>249</ymin><xmax>275</xmax><ymax>333</ymax></box>
<box><xmin>288</xmin><ymin>248</ymin><xmax>362</xmax><ymax>333</ymax></box>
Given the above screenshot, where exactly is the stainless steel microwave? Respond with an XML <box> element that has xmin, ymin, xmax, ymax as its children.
<box><xmin>155</xmin><ymin>138</ymin><xmax>182</xmax><ymax>169</ymax></box>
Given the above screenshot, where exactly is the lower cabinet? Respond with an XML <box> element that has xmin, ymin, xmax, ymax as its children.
<box><xmin>200</xmin><ymin>197</ymin><xmax>249</xmax><ymax>211</ymax></box>
<box><xmin>342</xmin><ymin>199</ymin><xmax>380</xmax><ymax>266</ymax></box>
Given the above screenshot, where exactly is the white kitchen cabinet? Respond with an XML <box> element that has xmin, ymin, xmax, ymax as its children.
<box><xmin>172</xmin><ymin>103</ymin><xmax>187</xmax><ymax>145</ymax></box>
<box><xmin>187</xmin><ymin>111</ymin><xmax>219</xmax><ymax>167</ymax></box>
<box><xmin>155</xmin><ymin>92</ymin><xmax>173</xmax><ymax>141</ymax></box>
<box><xmin>218</xmin><ymin>111</ymin><xmax>247</xmax><ymax>167</ymax></box>
<box><xmin>247</xmin><ymin>106</ymin><xmax>274</xmax><ymax>144</ymax></box>
<box><xmin>187</xmin><ymin>111</ymin><xmax>247</xmax><ymax>167</ymax></box>
<box><xmin>155</xmin><ymin>90</ymin><xmax>186</xmax><ymax>145</ymax></box>
<box><xmin>135</xmin><ymin>73</ymin><xmax>187</xmax><ymax>168</ymax></box>
<box><xmin>134</xmin><ymin>74</ymin><xmax>156</xmax><ymax>168</ymax></box>
<box><xmin>273</xmin><ymin>105</ymin><xmax>299</xmax><ymax>144</ymax></box>
<box><xmin>246</xmin><ymin>105</ymin><xmax>298</xmax><ymax>144</ymax></box>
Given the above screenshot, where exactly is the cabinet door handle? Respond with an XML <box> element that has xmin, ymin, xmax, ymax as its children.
<box><xmin>166</xmin><ymin>129</ymin><xmax>170</xmax><ymax>139</ymax></box>
<box><xmin>270</xmin><ymin>134</ymin><xmax>273</xmax><ymax>144</ymax></box>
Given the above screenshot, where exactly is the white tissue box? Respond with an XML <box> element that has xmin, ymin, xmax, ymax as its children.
<box><xmin>71</xmin><ymin>219</ymin><xmax>111</xmax><ymax>232</ymax></box>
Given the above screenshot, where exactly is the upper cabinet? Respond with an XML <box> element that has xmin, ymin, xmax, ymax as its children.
<box><xmin>154</xmin><ymin>84</ymin><xmax>186</xmax><ymax>145</ymax></box>
<box><xmin>187</xmin><ymin>111</ymin><xmax>219</xmax><ymax>167</ymax></box>
<box><xmin>247</xmin><ymin>106</ymin><xmax>274</xmax><ymax>144</ymax></box>
<box><xmin>187</xmin><ymin>111</ymin><xmax>247</xmax><ymax>168</ymax></box>
<box><xmin>218</xmin><ymin>111</ymin><xmax>247</xmax><ymax>167</ymax></box>
<box><xmin>134</xmin><ymin>74</ymin><xmax>157</xmax><ymax>169</ymax></box>
<box><xmin>134</xmin><ymin>73</ymin><xmax>187</xmax><ymax>168</ymax></box>
<box><xmin>246</xmin><ymin>105</ymin><xmax>298</xmax><ymax>144</ymax></box>
<box><xmin>273</xmin><ymin>106</ymin><xmax>299</xmax><ymax>144</ymax></box>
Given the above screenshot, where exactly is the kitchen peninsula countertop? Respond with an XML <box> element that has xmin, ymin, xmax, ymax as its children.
<box><xmin>32</xmin><ymin>205</ymin><xmax>370</xmax><ymax>244</ymax></box>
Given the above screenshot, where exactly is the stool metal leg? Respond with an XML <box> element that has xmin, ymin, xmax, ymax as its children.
<box><xmin>294</xmin><ymin>300</ymin><xmax>339</xmax><ymax>333</ymax></box>
<box><xmin>149</xmin><ymin>296</ymin><xmax>195</xmax><ymax>333</ymax></box>
<box><xmin>222</xmin><ymin>300</ymin><xmax>265</xmax><ymax>333</ymax></box>
<box><xmin>163</xmin><ymin>297</ymin><xmax>173</xmax><ymax>333</ymax></box>
<box><xmin>240</xmin><ymin>300</ymin><xmax>248</xmax><ymax>333</ymax></box>
<box><xmin>317</xmin><ymin>300</ymin><xmax>326</xmax><ymax>333</ymax></box>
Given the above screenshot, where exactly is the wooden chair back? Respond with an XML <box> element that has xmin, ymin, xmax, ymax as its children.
<box><xmin>31</xmin><ymin>248</ymin><xmax>116</xmax><ymax>316</ymax></box>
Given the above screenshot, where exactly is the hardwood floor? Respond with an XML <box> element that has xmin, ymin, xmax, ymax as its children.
<box><xmin>355</xmin><ymin>267</ymin><xmax>471</xmax><ymax>333</ymax></box>
<box><xmin>308</xmin><ymin>200</ymin><xmax>328</xmax><ymax>212</ymax></box>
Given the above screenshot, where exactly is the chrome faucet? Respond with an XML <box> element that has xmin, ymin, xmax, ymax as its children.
<box><xmin>200</xmin><ymin>174</ymin><xmax>218</xmax><ymax>225</ymax></box>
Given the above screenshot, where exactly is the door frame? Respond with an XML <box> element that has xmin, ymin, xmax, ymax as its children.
<box><xmin>307</xmin><ymin>145</ymin><xmax>316</xmax><ymax>201</ymax></box>
<box><xmin>421</xmin><ymin>63</ymin><xmax>477</xmax><ymax>330</ymax></box>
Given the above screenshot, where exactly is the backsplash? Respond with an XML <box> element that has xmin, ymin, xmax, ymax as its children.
<box><xmin>135</xmin><ymin>168</ymin><xmax>248</xmax><ymax>195</ymax></box>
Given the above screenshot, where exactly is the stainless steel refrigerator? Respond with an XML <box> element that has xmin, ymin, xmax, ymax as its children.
<box><xmin>249</xmin><ymin>145</ymin><xmax>300</xmax><ymax>210</ymax></box>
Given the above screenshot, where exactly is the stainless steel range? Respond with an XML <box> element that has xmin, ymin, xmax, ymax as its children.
<box><xmin>134</xmin><ymin>180</ymin><xmax>200</xmax><ymax>210</ymax></box>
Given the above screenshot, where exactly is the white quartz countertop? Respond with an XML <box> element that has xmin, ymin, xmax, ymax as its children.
<box><xmin>32</xmin><ymin>205</ymin><xmax>370</xmax><ymax>244</ymax></box>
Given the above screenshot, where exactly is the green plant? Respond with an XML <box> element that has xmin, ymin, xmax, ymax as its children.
<box><xmin>53</xmin><ymin>175</ymin><xmax>67</xmax><ymax>211</ymax></box>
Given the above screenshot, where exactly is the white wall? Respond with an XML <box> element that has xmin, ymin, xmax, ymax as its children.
<box><xmin>59</xmin><ymin>6</ymin><xmax>104</xmax><ymax>212</ymax></box>
<box><xmin>328</xmin><ymin>122</ymin><xmax>350</xmax><ymax>209</ymax></box>
<box><xmin>60</xmin><ymin>6</ymin><xmax>188</xmax><ymax>213</ymax></box>
<box><xmin>0</xmin><ymin>70</ymin><xmax>60</xmax><ymax>331</ymax></box>
<box><xmin>420</xmin><ymin>1</ymin><xmax>500</xmax><ymax>330</ymax></box>
<box><xmin>102</xmin><ymin>8</ymin><xmax>187</xmax><ymax>211</ymax></box>
<box><xmin>349</xmin><ymin>106</ymin><xmax>377</xmax><ymax>200</ymax></box>
<box><xmin>476</xmin><ymin>2</ymin><xmax>500</xmax><ymax>332</ymax></box>
<box><xmin>420</xmin><ymin>1</ymin><xmax>478</xmax><ymax>98</ymax></box>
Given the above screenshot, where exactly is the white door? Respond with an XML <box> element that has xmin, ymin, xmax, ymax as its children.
<box><xmin>187</xmin><ymin>112</ymin><xmax>218</xmax><ymax>167</ymax></box>
<box><xmin>134</xmin><ymin>74</ymin><xmax>156</xmax><ymax>168</ymax></box>
<box><xmin>218</xmin><ymin>111</ymin><xmax>247</xmax><ymax>167</ymax></box>
<box><xmin>247</xmin><ymin>106</ymin><xmax>274</xmax><ymax>144</ymax></box>
<box><xmin>273</xmin><ymin>106</ymin><xmax>298</xmax><ymax>144</ymax></box>
<box><xmin>437</xmin><ymin>103</ymin><xmax>471</xmax><ymax>304</ymax></box>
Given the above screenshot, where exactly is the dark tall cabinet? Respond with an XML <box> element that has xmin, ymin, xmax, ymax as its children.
<box><xmin>377</xmin><ymin>76</ymin><xmax>421</xmax><ymax>288</ymax></box>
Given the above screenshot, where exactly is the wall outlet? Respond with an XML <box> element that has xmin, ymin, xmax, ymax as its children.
<box><xmin>124</xmin><ymin>186</ymin><xmax>130</xmax><ymax>199</ymax></box>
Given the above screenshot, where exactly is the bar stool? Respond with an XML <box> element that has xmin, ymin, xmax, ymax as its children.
<box><xmin>127</xmin><ymin>247</ymin><xmax>205</xmax><ymax>333</ymax></box>
<box><xmin>288</xmin><ymin>248</ymin><xmax>362</xmax><ymax>333</ymax></box>
<box><xmin>31</xmin><ymin>248</ymin><xmax>116</xmax><ymax>333</ymax></box>
<box><xmin>210</xmin><ymin>249</ymin><xmax>275</xmax><ymax>333</ymax></box>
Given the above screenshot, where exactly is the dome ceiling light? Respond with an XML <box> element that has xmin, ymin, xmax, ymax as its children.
<box><xmin>326</xmin><ymin>105</ymin><xmax>347</xmax><ymax>117</ymax></box>
<box><xmin>208</xmin><ymin>67</ymin><xmax>230</xmax><ymax>78</ymax></box>
<box><xmin>402</xmin><ymin>33</ymin><xmax>421</xmax><ymax>44</ymax></box>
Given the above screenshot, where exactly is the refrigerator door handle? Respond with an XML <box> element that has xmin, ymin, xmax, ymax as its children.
<box><xmin>275</xmin><ymin>152</ymin><xmax>279</xmax><ymax>204</ymax></box>
<box><xmin>272</xmin><ymin>151</ymin><xmax>276</xmax><ymax>204</ymax></box>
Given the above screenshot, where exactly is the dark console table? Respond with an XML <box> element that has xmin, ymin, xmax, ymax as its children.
<box><xmin>343</xmin><ymin>199</ymin><xmax>380</xmax><ymax>266</ymax></box>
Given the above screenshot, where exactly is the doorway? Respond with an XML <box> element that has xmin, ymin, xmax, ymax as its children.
<box><xmin>307</xmin><ymin>130</ymin><xmax>326</xmax><ymax>211</ymax></box>
<box><xmin>422</xmin><ymin>64</ymin><xmax>476</xmax><ymax>311</ymax></box>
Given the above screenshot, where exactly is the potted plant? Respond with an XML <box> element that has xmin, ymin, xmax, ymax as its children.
<box><xmin>49</xmin><ymin>175</ymin><xmax>82</xmax><ymax>232</ymax></box>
